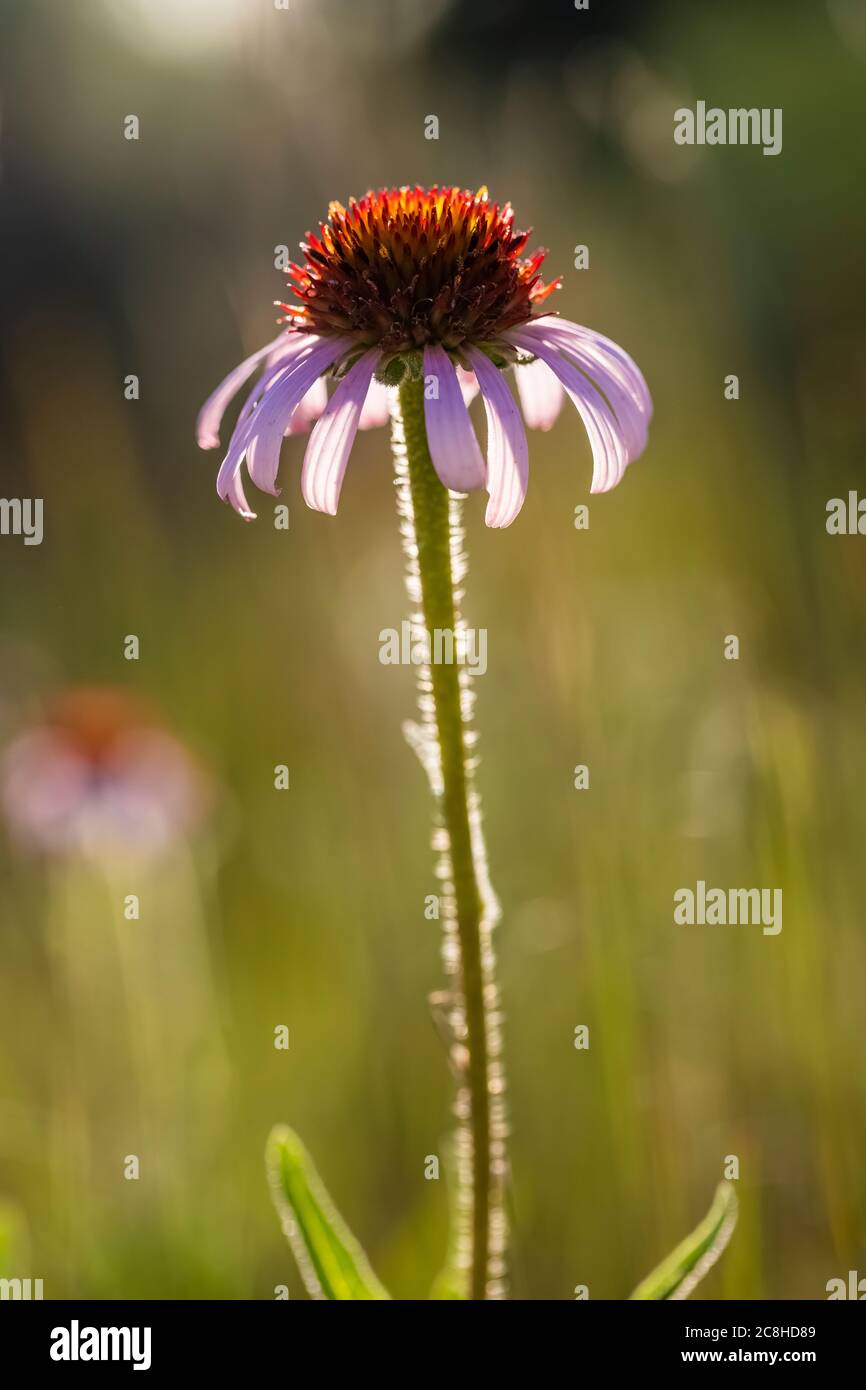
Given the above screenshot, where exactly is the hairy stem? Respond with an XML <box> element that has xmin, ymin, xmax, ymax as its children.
<box><xmin>391</xmin><ymin>373</ymin><xmax>506</xmax><ymax>1300</ymax></box>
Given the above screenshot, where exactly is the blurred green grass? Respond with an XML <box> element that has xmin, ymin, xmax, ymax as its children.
<box><xmin>1</xmin><ymin>0</ymin><xmax>865</xmax><ymax>1299</ymax></box>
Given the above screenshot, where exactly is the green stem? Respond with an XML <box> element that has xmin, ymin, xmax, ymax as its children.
<box><xmin>392</xmin><ymin>373</ymin><xmax>506</xmax><ymax>1300</ymax></box>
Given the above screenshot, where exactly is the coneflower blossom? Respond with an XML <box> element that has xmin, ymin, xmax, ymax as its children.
<box><xmin>197</xmin><ymin>185</ymin><xmax>652</xmax><ymax>527</ymax></box>
<box><xmin>0</xmin><ymin>688</ymin><xmax>205</xmax><ymax>856</ymax></box>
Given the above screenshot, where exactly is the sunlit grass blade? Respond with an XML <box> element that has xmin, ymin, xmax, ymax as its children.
<box><xmin>265</xmin><ymin>1125</ymin><xmax>391</xmax><ymax>1300</ymax></box>
<box><xmin>629</xmin><ymin>1181</ymin><xmax>738</xmax><ymax>1300</ymax></box>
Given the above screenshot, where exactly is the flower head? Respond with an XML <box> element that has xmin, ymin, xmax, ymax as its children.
<box><xmin>1</xmin><ymin>687</ymin><xmax>206</xmax><ymax>858</ymax></box>
<box><xmin>283</xmin><ymin>185</ymin><xmax>559</xmax><ymax>352</ymax></box>
<box><xmin>197</xmin><ymin>185</ymin><xmax>652</xmax><ymax>527</ymax></box>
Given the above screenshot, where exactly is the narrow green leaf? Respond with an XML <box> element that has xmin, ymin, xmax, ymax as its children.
<box><xmin>629</xmin><ymin>1181</ymin><xmax>738</xmax><ymax>1300</ymax></box>
<box><xmin>265</xmin><ymin>1125</ymin><xmax>391</xmax><ymax>1301</ymax></box>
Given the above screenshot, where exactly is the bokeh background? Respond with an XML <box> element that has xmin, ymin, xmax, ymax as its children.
<box><xmin>1</xmin><ymin>0</ymin><xmax>865</xmax><ymax>1300</ymax></box>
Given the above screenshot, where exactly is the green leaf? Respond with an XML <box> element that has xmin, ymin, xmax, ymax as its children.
<box><xmin>265</xmin><ymin>1125</ymin><xmax>391</xmax><ymax>1300</ymax></box>
<box><xmin>629</xmin><ymin>1181</ymin><xmax>738</xmax><ymax>1300</ymax></box>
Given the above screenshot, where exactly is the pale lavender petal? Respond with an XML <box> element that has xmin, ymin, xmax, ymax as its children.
<box><xmin>538</xmin><ymin>315</ymin><xmax>652</xmax><ymax>417</ymax></box>
<box><xmin>245</xmin><ymin>337</ymin><xmax>348</xmax><ymax>495</ymax></box>
<box><xmin>422</xmin><ymin>346</ymin><xmax>486</xmax><ymax>492</ymax></box>
<box><xmin>196</xmin><ymin>330</ymin><xmax>290</xmax><ymax>449</ymax></box>
<box><xmin>524</xmin><ymin>318</ymin><xmax>650</xmax><ymax>459</ymax></box>
<box><xmin>466</xmin><ymin>348</ymin><xmax>529</xmax><ymax>528</ymax></box>
<box><xmin>216</xmin><ymin>336</ymin><xmax>348</xmax><ymax>510</ymax></box>
<box><xmin>220</xmin><ymin>462</ymin><xmax>256</xmax><ymax>520</ymax></box>
<box><xmin>244</xmin><ymin>333</ymin><xmax>329</xmax><ymax>417</ymax></box>
<box><xmin>508</xmin><ymin>328</ymin><xmax>628</xmax><ymax>493</ymax></box>
<box><xmin>264</xmin><ymin>331</ymin><xmax>319</xmax><ymax>369</ymax></box>
<box><xmin>358</xmin><ymin>376</ymin><xmax>392</xmax><ymax>430</ymax></box>
<box><xmin>457</xmin><ymin>366</ymin><xmax>479</xmax><ymax>405</ymax></box>
<box><xmin>301</xmin><ymin>350</ymin><xmax>380</xmax><ymax>515</ymax></box>
<box><xmin>514</xmin><ymin>357</ymin><xmax>565</xmax><ymax>431</ymax></box>
<box><xmin>523</xmin><ymin>315</ymin><xmax>652</xmax><ymax>434</ymax></box>
<box><xmin>530</xmin><ymin>332</ymin><xmax>646</xmax><ymax>464</ymax></box>
<box><xmin>284</xmin><ymin>376</ymin><xmax>329</xmax><ymax>436</ymax></box>
<box><xmin>231</xmin><ymin>333</ymin><xmax>322</xmax><ymax>440</ymax></box>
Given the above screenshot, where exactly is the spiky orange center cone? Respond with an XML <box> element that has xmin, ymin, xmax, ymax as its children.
<box><xmin>279</xmin><ymin>184</ymin><xmax>561</xmax><ymax>356</ymax></box>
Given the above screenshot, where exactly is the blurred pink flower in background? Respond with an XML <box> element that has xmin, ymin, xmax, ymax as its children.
<box><xmin>1</xmin><ymin>687</ymin><xmax>206</xmax><ymax>857</ymax></box>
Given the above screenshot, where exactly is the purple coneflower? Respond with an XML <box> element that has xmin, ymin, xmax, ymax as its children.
<box><xmin>1</xmin><ymin>688</ymin><xmax>205</xmax><ymax>857</ymax></box>
<box><xmin>197</xmin><ymin>185</ymin><xmax>651</xmax><ymax>526</ymax></box>
<box><xmin>203</xmin><ymin>186</ymin><xmax>653</xmax><ymax>1302</ymax></box>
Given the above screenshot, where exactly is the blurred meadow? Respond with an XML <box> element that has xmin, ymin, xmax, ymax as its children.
<box><xmin>1</xmin><ymin>0</ymin><xmax>866</xmax><ymax>1300</ymax></box>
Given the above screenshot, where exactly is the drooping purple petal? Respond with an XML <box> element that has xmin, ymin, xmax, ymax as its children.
<box><xmin>523</xmin><ymin>317</ymin><xmax>650</xmax><ymax>459</ymax></box>
<box><xmin>466</xmin><ymin>347</ymin><xmax>529</xmax><ymax>528</ymax></box>
<box><xmin>219</xmin><ymin>461</ymin><xmax>256</xmax><ymax>520</ymax></box>
<box><xmin>216</xmin><ymin>336</ymin><xmax>348</xmax><ymax>510</ymax></box>
<box><xmin>301</xmin><ymin>350</ymin><xmax>381</xmax><ymax>515</ymax></box>
<box><xmin>514</xmin><ymin>357</ymin><xmax>565</xmax><ymax>431</ymax></box>
<box><xmin>522</xmin><ymin>335</ymin><xmax>635</xmax><ymax>481</ymax></box>
<box><xmin>518</xmin><ymin>315</ymin><xmax>651</xmax><ymax>467</ymax></box>
<box><xmin>422</xmin><ymin>346</ymin><xmax>487</xmax><ymax>493</ymax></box>
<box><xmin>231</xmin><ymin>334</ymin><xmax>321</xmax><ymax>437</ymax></box>
<box><xmin>196</xmin><ymin>330</ymin><xmax>296</xmax><ymax>449</ymax></box>
<box><xmin>531</xmin><ymin>315</ymin><xmax>652</xmax><ymax>421</ymax></box>
<box><xmin>508</xmin><ymin>328</ymin><xmax>628</xmax><ymax>492</ymax></box>
<box><xmin>244</xmin><ymin>337</ymin><xmax>349</xmax><ymax>495</ymax></box>
<box><xmin>264</xmin><ymin>332</ymin><xmax>314</xmax><ymax>369</ymax></box>
<box><xmin>358</xmin><ymin>376</ymin><xmax>392</xmax><ymax>431</ymax></box>
<box><xmin>284</xmin><ymin>376</ymin><xmax>329</xmax><ymax>436</ymax></box>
